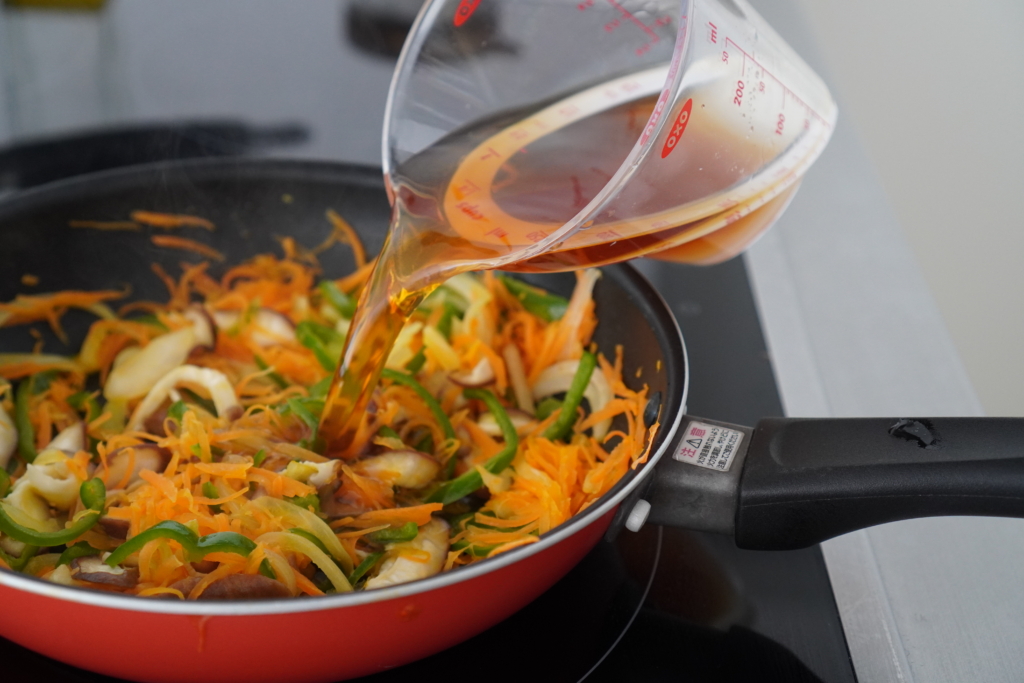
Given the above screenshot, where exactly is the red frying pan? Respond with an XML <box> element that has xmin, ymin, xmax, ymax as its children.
<box><xmin>1</xmin><ymin>159</ymin><xmax>1021</xmax><ymax>683</ymax></box>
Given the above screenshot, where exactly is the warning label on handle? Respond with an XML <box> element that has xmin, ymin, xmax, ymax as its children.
<box><xmin>673</xmin><ymin>421</ymin><xmax>744</xmax><ymax>472</ymax></box>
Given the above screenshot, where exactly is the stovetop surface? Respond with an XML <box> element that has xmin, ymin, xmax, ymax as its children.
<box><xmin>0</xmin><ymin>2</ymin><xmax>855</xmax><ymax>680</ymax></box>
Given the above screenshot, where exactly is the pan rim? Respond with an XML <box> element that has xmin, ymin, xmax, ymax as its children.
<box><xmin>0</xmin><ymin>157</ymin><xmax>689</xmax><ymax>616</ymax></box>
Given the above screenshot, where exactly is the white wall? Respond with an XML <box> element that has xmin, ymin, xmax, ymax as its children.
<box><xmin>791</xmin><ymin>0</ymin><xmax>1024</xmax><ymax>415</ymax></box>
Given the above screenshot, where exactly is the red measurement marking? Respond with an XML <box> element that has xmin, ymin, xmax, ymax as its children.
<box><xmin>660</xmin><ymin>98</ymin><xmax>693</xmax><ymax>159</ymax></box>
<box><xmin>509</xmin><ymin>128</ymin><xmax>528</xmax><ymax>141</ymax></box>
<box><xmin>605</xmin><ymin>0</ymin><xmax>660</xmax><ymax>42</ymax></box>
<box><xmin>733</xmin><ymin>80</ymin><xmax>745</xmax><ymax>107</ymax></box>
<box><xmin>558</xmin><ymin>104</ymin><xmax>580</xmax><ymax>117</ymax></box>
<box><xmin>775</xmin><ymin>113</ymin><xmax>785</xmax><ymax>135</ymax></box>
<box><xmin>577</xmin><ymin>0</ymin><xmax>594</xmax><ymax>9</ymax></box>
<box><xmin>526</xmin><ymin>231</ymin><xmax>549</xmax><ymax>242</ymax></box>
<box><xmin>486</xmin><ymin>227</ymin><xmax>509</xmax><ymax>239</ymax></box>
<box><xmin>596</xmin><ymin>230</ymin><xmax>622</xmax><ymax>240</ymax></box>
<box><xmin>707</xmin><ymin>22</ymin><xmax>718</xmax><ymax>44</ymax></box>
<box><xmin>723</xmin><ymin>37</ymin><xmax>830</xmax><ymax>126</ymax></box>
<box><xmin>479</xmin><ymin>146</ymin><xmax>500</xmax><ymax>161</ymax></box>
<box><xmin>453</xmin><ymin>0</ymin><xmax>481</xmax><ymax>27</ymax></box>
<box><xmin>456</xmin><ymin>202</ymin><xmax>485</xmax><ymax>220</ymax></box>
<box><xmin>453</xmin><ymin>179</ymin><xmax>480</xmax><ymax>199</ymax></box>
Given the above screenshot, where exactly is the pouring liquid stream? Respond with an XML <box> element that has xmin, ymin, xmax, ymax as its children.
<box><xmin>319</xmin><ymin>79</ymin><xmax>810</xmax><ymax>457</ymax></box>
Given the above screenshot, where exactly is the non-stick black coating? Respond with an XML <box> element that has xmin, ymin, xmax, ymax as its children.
<box><xmin>0</xmin><ymin>157</ymin><xmax>685</xmax><ymax>538</ymax></box>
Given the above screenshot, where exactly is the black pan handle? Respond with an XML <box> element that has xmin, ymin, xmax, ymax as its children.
<box><xmin>645</xmin><ymin>415</ymin><xmax>1024</xmax><ymax>550</ymax></box>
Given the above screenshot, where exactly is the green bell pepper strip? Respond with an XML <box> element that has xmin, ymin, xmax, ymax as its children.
<box><xmin>308</xmin><ymin>376</ymin><xmax>332</xmax><ymax>399</ymax></box>
<box><xmin>253</xmin><ymin>355</ymin><xmax>289</xmax><ymax>389</ymax></box>
<box><xmin>377</xmin><ymin>425</ymin><xmax>401</xmax><ymax>441</ymax></box>
<box><xmin>57</xmin><ymin>542</ymin><xmax>101</xmax><ymax>567</ymax></box>
<box><xmin>319</xmin><ymin>281</ymin><xmax>357</xmax><ymax>319</ymax></box>
<box><xmin>0</xmin><ymin>469</ymin><xmax>9</xmax><ymax>498</ymax></box>
<box><xmin>104</xmin><ymin>520</ymin><xmax>257</xmax><ymax>567</ymax></box>
<box><xmin>252</xmin><ymin>449</ymin><xmax>268</xmax><ymax>468</ymax></box>
<box><xmin>285</xmin><ymin>493</ymin><xmax>321</xmax><ymax>513</ymax></box>
<box><xmin>542</xmin><ymin>351</ymin><xmax>596</xmax><ymax>441</ymax></box>
<box><xmin>535</xmin><ymin>397</ymin><xmax>563</xmax><ymax>421</ymax></box>
<box><xmin>0</xmin><ymin>544</ymin><xmax>39</xmax><ymax>571</ymax></box>
<box><xmin>0</xmin><ymin>478</ymin><xmax>106</xmax><ymax>546</ymax></box>
<box><xmin>296</xmin><ymin>321</ymin><xmax>345</xmax><ymax>373</ymax></box>
<box><xmin>380</xmin><ymin>369</ymin><xmax>455</xmax><ymax>440</ymax></box>
<box><xmin>67</xmin><ymin>391</ymin><xmax>102</xmax><ymax>423</ymax></box>
<box><xmin>348</xmin><ymin>551</ymin><xmax>384</xmax><ymax>585</ymax></box>
<box><xmin>497</xmin><ymin>275</ymin><xmax>569</xmax><ymax>322</ymax></box>
<box><xmin>258</xmin><ymin>557</ymin><xmax>277</xmax><ymax>579</ymax></box>
<box><xmin>202</xmin><ymin>482</ymin><xmax>222</xmax><ymax>514</ymax></box>
<box><xmin>427</xmin><ymin>388</ymin><xmax>519</xmax><ymax>505</ymax></box>
<box><xmin>436</xmin><ymin>301</ymin><xmax>461</xmax><ymax>340</ymax></box>
<box><xmin>15</xmin><ymin>378</ymin><xmax>37</xmax><ymax>463</ymax></box>
<box><xmin>404</xmin><ymin>348</ymin><xmax>427</xmax><ymax>373</ymax></box>
<box><xmin>368</xmin><ymin>521</ymin><xmax>419</xmax><ymax>544</ymax></box>
<box><xmin>167</xmin><ymin>400</ymin><xmax>189</xmax><ymax>423</ymax></box>
<box><xmin>180</xmin><ymin>387</ymin><xmax>218</xmax><ymax>417</ymax></box>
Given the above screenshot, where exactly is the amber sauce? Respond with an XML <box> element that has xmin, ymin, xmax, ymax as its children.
<box><xmin>319</xmin><ymin>93</ymin><xmax>797</xmax><ymax>456</ymax></box>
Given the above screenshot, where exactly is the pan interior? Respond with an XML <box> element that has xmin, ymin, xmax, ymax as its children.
<box><xmin>0</xmin><ymin>158</ymin><xmax>686</xmax><ymax>612</ymax></box>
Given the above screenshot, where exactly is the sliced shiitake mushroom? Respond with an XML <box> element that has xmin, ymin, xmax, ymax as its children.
<box><xmin>98</xmin><ymin>516</ymin><xmax>130</xmax><ymax>540</ymax></box>
<box><xmin>104</xmin><ymin>444</ymin><xmax>171</xmax><ymax>490</ymax></box>
<box><xmin>199</xmin><ymin>574</ymin><xmax>290</xmax><ymax>600</ymax></box>
<box><xmin>356</xmin><ymin>450</ymin><xmax>441</xmax><ymax>489</ymax></box>
<box><xmin>70</xmin><ymin>556</ymin><xmax>140</xmax><ymax>588</ymax></box>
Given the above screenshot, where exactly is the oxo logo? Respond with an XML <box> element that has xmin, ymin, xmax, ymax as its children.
<box><xmin>660</xmin><ymin>98</ymin><xmax>694</xmax><ymax>159</ymax></box>
<box><xmin>454</xmin><ymin>0</ymin><xmax>481</xmax><ymax>26</ymax></box>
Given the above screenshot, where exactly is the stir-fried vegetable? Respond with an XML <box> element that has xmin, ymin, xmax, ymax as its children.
<box><xmin>0</xmin><ymin>213</ymin><xmax>658</xmax><ymax>597</ymax></box>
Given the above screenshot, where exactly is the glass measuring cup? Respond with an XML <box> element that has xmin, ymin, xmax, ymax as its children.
<box><xmin>317</xmin><ymin>0</ymin><xmax>837</xmax><ymax>455</ymax></box>
<box><xmin>382</xmin><ymin>0</ymin><xmax>837</xmax><ymax>281</ymax></box>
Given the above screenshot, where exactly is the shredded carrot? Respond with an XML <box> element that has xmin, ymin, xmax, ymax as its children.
<box><xmin>150</xmin><ymin>235</ymin><xmax>225</xmax><ymax>262</ymax></box>
<box><xmin>0</xmin><ymin>289</ymin><xmax>126</xmax><ymax>342</ymax></box>
<box><xmin>326</xmin><ymin>209</ymin><xmax>367</xmax><ymax>267</ymax></box>
<box><xmin>131</xmin><ymin>211</ymin><xmax>215</xmax><ymax>231</ymax></box>
<box><xmin>0</xmin><ymin>215</ymin><xmax>657</xmax><ymax>600</ymax></box>
<box><xmin>351</xmin><ymin>504</ymin><xmax>443</xmax><ymax>528</ymax></box>
<box><xmin>69</xmin><ymin>220</ymin><xmax>141</xmax><ymax>231</ymax></box>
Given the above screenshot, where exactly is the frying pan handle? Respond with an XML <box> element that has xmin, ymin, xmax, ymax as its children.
<box><xmin>735</xmin><ymin>417</ymin><xmax>1024</xmax><ymax>550</ymax></box>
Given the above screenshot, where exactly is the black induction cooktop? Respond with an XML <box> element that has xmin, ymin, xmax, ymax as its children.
<box><xmin>0</xmin><ymin>2</ymin><xmax>854</xmax><ymax>680</ymax></box>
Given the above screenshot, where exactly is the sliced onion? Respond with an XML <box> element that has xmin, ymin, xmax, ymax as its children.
<box><xmin>385</xmin><ymin>321</ymin><xmax>424</xmax><ymax>370</ymax></box>
<box><xmin>250</xmin><ymin>309</ymin><xmax>296</xmax><ymax>346</ymax></box>
<box><xmin>532</xmin><ymin>359</ymin><xmax>614</xmax><ymax>439</ymax></box>
<box><xmin>423</xmin><ymin>326</ymin><xmax>460</xmax><ymax>371</ymax></box>
<box><xmin>557</xmin><ymin>269</ymin><xmax>601</xmax><ymax>361</ymax></box>
<box><xmin>449</xmin><ymin>357</ymin><xmax>495</xmax><ymax>388</ymax></box>
<box><xmin>127</xmin><ymin>365</ymin><xmax>241</xmax><ymax>431</ymax></box>
<box><xmin>477</xmin><ymin>408</ymin><xmax>535</xmax><ymax>437</ymax></box>
<box><xmin>247</xmin><ymin>496</ymin><xmax>353</xmax><ymax>573</ymax></box>
<box><xmin>24</xmin><ymin>450</ymin><xmax>81</xmax><ymax>510</ymax></box>
<box><xmin>48</xmin><ymin>422</ymin><xmax>85</xmax><ymax>453</ymax></box>
<box><xmin>503</xmin><ymin>344</ymin><xmax>534</xmax><ymax>414</ymax></box>
<box><xmin>183</xmin><ymin>305</ymin><xmax>216</xmax><ymax>350</ymax></box>
<box><xmin>104</xmin><ymin>327</ymin><xmax>195</xmax><ymax>401</ymax></box>
<box><xmin>364</xmin><ymin>519</ymin><xmax>449</xmax><ymax>590</ymax></box>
